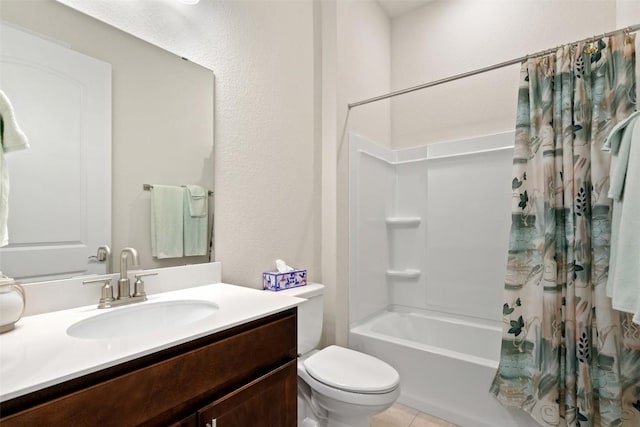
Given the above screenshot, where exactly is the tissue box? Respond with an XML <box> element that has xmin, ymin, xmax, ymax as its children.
<box><xmin>263</xmin><ymin>269</ymin><xmax>307</xmax><ymax>291</ymax></box>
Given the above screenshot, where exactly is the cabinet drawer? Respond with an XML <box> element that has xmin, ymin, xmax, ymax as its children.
<box><xmin>197</xmin><ymin>360</ymin><xmax>297</xmax><ymax>427</ymax></box>
<box><xmin>1</xmin><ymin>311</ymin><xmax>296</xmax><ymax>427</ymax></box>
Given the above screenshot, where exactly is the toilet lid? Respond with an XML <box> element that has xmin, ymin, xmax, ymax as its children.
<box><xmin>303</xmin><ymin>345</ymin><xmax>400</xmax><ymax>393</ymax></box>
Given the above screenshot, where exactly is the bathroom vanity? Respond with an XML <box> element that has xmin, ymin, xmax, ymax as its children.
<box><xmin>0</xmin><ymin>282</ymin><xmax>301</xmax><ymax>426</ymax></box>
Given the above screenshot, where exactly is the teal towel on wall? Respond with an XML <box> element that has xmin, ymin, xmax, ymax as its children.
<box><xmin>184</xmin><ymin>185</ymin><xmax>207</xmax><ymax>217</ymax></box>
<box><xmin>151</xmin><ymin>185</ymin><xmax>184</xmax><ymax>259</ymax></box>
<box><xmin>183</xmin><ymin>185</ymin><xmax>208</xmax><ymax>256</ymax></box>
<box><xmin>603</xmin><ymin>111</ymin><xmax>640</xmax><ymax>315</ymax></box>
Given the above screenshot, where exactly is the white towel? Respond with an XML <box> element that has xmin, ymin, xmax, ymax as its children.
<box><xmin>602</xmin><ymin>112</ymin><xmax>640</xmax><ymax>316</ymax></box>
<box><xmin>0</xmin><ymin>90</ymin><xmax>29</xmax><ymax>247</ymax></box>
<box><xmin>0</xmin><ymin>90</ymin><xmax>29</xmax><ymax>153</ymax></box>
<box><xmin>151</xmin><ymin>185</ymin><xmax>184</xmax><ymax>259</ymax></box>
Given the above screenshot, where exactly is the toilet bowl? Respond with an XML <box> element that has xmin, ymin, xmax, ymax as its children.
<box><xmin>275</xmin><ymin>284</ymin><xmax>400</xmax><ymax>427</ymax></box>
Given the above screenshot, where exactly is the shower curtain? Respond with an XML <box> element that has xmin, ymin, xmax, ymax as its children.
<box><xmin>490</xmin><ymin>33</ymin><xmax>640</xmax><ymax>427</ymax></box>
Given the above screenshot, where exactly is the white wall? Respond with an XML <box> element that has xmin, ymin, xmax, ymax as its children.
<box><xmin>328</xmin><ymin>0</ymin><xmax>392</xmax><ymax>344</ymax></box>
<box><xmin>616</xmin><ymin>0</ymin><xmax>640</xmax><ymax>102</ymax></box>
<box><xmin>207</xmin><ymin>1</ymin><xmax>319</xmax><ymax>289</ymax></box>
<box><xmin>390</xmin><ymin>0</ymin><xmax>618</xmax><ymax>148</ymax></box>
<box><xmin>56</xmin><ymin>0</ymin><xmax>321</xmax><ymax>289</ymax></box>
<box><xmin>617</xmin><ymin>0</ymin><xmax>640</xmax><ymax>28</ymax></box>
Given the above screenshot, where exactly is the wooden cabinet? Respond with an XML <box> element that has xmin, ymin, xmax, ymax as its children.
<box><xmin>197</xmin><ymin>361</ymin><xmax>297</xmax><ymax>427</ymax></box>
<box><xmin>0</xmin><ymin>308</ymin><xmax>297</xmax><ymax>427</ymax></box>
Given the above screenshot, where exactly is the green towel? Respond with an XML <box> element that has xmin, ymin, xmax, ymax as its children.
<box><xmin>151</xmin><ymin>185</ymin><xmax>184</xmax><ymax>259</ymax></box>
<box><xmin>603</xmin><ymin>111</ymin><xmax>640</xmax><ymax>313</ymax></box>
<box><xmin>183</xmin><ymin>186</ymin><xmax>208</xmax><ymax>256</ymax></box>
<box><xmin>184</xmin><ymin>185</ymin><xmax>207</xmax><ymax>217</ymax></box>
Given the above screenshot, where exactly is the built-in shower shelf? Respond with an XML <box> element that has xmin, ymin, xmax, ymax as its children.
<box><xmin>385</xmin><ymin>217</ymin><xmax>421</xmax><ymax>227</ymax></box>
<box><xmin>386</xmin><ymin>269</ymin><xmax>421</xmax><ymax>279</ymax></box>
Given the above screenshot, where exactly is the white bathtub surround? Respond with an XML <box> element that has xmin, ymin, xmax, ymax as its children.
<box><xmin>349</xmin><ymin>133</ymin><xmax>534</xmax><ymax>426</ymax></box>
<box><xmin>349</xmin><ymin>132</ymin><xmax>514</xmax><ymax>327</ymax></box>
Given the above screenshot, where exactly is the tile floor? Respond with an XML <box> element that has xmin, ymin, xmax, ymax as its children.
<box><xmin>371</xmin><ymin>403</ymin><xmax>459</xmax><ymax>427</ymax></box>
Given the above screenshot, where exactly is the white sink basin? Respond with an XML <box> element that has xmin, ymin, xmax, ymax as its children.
<box><xmin>66</xmin><ymin>300</ymin><xmax>218</xmax><ymax>340</ymax></box>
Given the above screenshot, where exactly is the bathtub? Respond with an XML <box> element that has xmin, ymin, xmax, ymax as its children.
<box><xmin>350</xmin><ymin>308</ymin><xmax>538</xmax><ymax>427</ymax></box>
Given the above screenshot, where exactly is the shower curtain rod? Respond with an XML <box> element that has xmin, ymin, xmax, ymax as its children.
<box><xmin>348</xmin><ymin>23</ymin><xmax>640</xmax><ymax>109</ymax></box>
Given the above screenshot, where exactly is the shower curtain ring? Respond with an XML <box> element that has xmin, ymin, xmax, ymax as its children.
<box><xmin>625</xmin><ymin>27</ymin><xmax>633</xmax><ymax>45</ymax></box>
<box><xmin>585</xmin><ymin>36</ymin><xmax>598</xmax><ymax>54</ymax></box>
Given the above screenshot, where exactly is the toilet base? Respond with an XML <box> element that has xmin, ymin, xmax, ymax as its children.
<box><xmin>298</xmin><ymin>387</ymin><xmax>390</xmax><ymax>427</ymax></box>
<box><xmin>313</xmin><ymin>391</ymin><xmax>391</xmax><ymax>427</ymax></box>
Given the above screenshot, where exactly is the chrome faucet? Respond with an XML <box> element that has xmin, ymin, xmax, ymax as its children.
<box><xmin>118</xmin><ymin>247</ymin><xmax>140</xmax><ymax>301</ymax></box>
<box><xmin>83</xmin><ymin>247</ymin><xmax>147</xmax><ymax>309</ymax></box>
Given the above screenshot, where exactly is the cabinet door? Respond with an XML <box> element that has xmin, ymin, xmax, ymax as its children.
<box><xmin>198</xmin><ymin>360</ymin><xmax>297</xmax><ymax>427</ymax></box>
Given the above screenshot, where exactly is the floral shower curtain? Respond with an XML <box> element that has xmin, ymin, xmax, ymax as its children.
<box><xmin>490</xmin><ymin>33</ymin><xmax>640</xmax><ymax>427</ymax></box>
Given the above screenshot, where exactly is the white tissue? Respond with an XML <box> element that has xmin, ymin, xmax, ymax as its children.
<box><xmin>275</xmin><ymin>259</ymin><xmax>295</xmax><ymax>273</ymax></box>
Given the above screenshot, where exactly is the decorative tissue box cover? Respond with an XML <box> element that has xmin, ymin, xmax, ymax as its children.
<box><xmin>263</xmin><ymin>269</ymin><xmax>307</xmax><ymax>291</ymax></box>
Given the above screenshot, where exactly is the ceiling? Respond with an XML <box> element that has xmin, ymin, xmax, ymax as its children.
<box><xmin>376</xmin><ymin>0</ymin><xmax>434</xmax><ymax>19</ymax></box>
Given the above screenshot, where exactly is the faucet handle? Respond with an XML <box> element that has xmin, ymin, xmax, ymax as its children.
<box><xmin>134</xmin><ymin>272</ymin><xmax>158</xmax><ymax>279</ymax></box>
<box><xmin>133</xmin><ymin>272</ymin><xmax>157</xmax><ymax>299</ymax></box>
<box><xmin>83</xmin><ymin>276</ymin><xmax>115</xmax><ymax>307</ymax></box>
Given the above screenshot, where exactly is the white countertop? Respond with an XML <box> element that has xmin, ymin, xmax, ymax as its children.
<box><xmin>0</xmin><ymin>283</ymin><xmax>303</xmax><ymax>402</ymax></box>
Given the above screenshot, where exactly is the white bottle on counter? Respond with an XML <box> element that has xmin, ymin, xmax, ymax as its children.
<box><xmin>0</xmin><ymin>272</ymin><xmax>25</xmax><ymax>333</ymax></box>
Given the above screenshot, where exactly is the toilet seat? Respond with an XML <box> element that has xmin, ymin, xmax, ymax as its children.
<box><xmin>302</xmin><ymin>345</ymin><xmax>400</xmax><ymax>394</ymax></box>
<box><xmin>298</xmin><ymin>360</ymin><xmax>400</xmax><ymax>408</ymax></box>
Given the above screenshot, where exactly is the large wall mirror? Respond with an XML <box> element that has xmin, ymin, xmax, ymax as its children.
<box><xmin>0</xmin><ymin>0</ymin><xmax>215</xmax><ymax>282</ymax></box>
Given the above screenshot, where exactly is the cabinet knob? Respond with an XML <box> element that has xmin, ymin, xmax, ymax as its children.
<box><xmin>206</xmin><ymin>420</ymin><xmax>217</xmax><ymax>427</ymax></box>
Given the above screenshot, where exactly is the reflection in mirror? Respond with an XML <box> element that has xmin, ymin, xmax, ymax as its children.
<box><xmin>1</xmin><ymin>20</ymin><xmax>112</xmax><ymax>282</ymax></box>
<box><xmin>0</xmin><ymin>0</ymin><xmax>214</xmax><ymax>283</ymax></box>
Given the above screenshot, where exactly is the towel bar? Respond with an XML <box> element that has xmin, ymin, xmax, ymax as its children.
<box><xmin>143</xmin><ymin>184</ymin><xmax>213</xmax><ymax>196</ymax></box>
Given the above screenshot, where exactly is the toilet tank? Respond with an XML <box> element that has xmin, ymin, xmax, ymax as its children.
<box><xmin>275</xmin><ymin>283</ymin><xmax>324</xmax><ymax>355</ymax></box>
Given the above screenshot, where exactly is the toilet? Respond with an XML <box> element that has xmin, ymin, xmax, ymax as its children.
<box><xmin>277</xmin><ymin>283</ymin><xmax>400</xmax><ymax>427</ymax></box>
